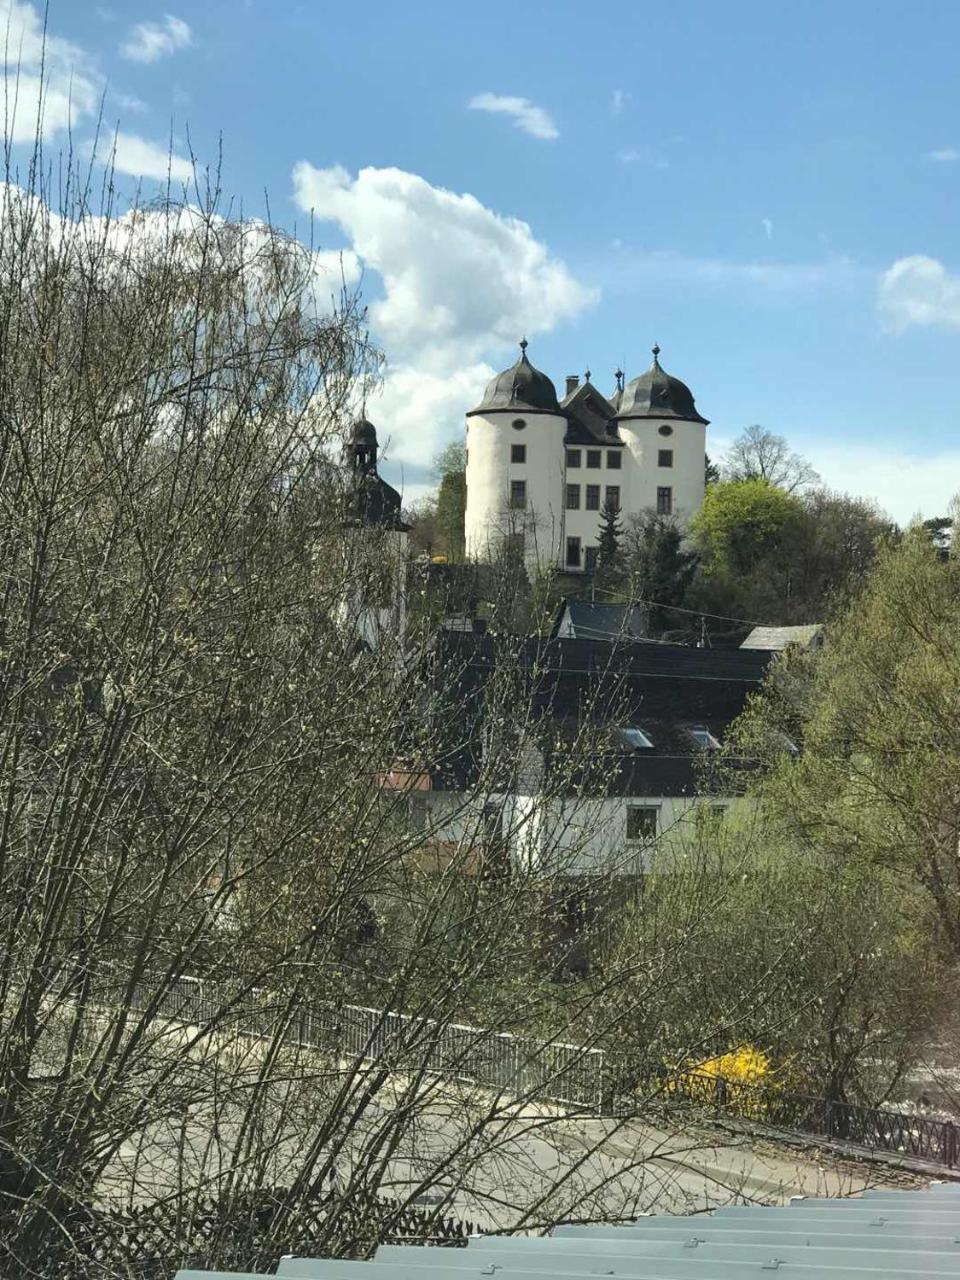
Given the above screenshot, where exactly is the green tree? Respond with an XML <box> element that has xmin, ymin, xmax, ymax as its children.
<box><xmin>432</xmin><ymin>440</ymin><xmax>467</xmax><ymax>560</ymax></box>
<box><xmin>727</xmin><ymin>528</ymin><xmax>960</xmax><ymax>959</ymax></box>
<box><xmin>623</xmin><ymin>513</ymin><xmax>698</xmax><ymax>636</ymax></box>
<box><xmin>595</xmin><ymin>494</ymin><xmax>626</xmax><ymax>594</ymax></box>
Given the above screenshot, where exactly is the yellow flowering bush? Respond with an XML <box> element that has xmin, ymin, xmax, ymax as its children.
<box><xmin>666</xmin><ymin>1045</ymin><xmax>784</xmax><ymax>1120</ymax></box>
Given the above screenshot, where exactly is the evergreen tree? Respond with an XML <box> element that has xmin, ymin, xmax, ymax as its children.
<box><xmin>624</xmin><ymin>513</ymin><xmax>699</xmax><ymax>636</ymax></box>
<box><xmin>595</xmin><ymin>494</ymin><xmax>626</xmax><ymax>594</ymax></box>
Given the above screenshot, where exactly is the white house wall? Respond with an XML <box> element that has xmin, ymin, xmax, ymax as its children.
<box><xmin>412</xmin><ymin>788</ymin><xmax>720</xmax><ymax>877</ymax></box>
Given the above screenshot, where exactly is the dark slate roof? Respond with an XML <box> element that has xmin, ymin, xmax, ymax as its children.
<box><xmin>424</xmin><ymin>633</ymin><xmax>772</xmax><ymax>795</ymax></box>
<box><xmin>560</xmin><ymin>380</ymin><xmax>623</xmax><ymax>446</ymax></box>
<box><xmin>346</xmin><ymin>472</ymin><xmax>410</xmax><ymax>531</ymax></box>
<box><xmin>175</xmin><ymin>1183</ymin><xmax>960</xmax><ymax>1279</ymax></box>
<box><xmin>553</xmin><ymin>601</ymin><xmax>648</xmax><ymax>642</ymax></box>
<box><xmin>468</xmin><ymin>341</ymin><xmax>562</xmax><ymax>418</ymax></box>
<box><xmin>613</xmin><ymin>345</ymin><xmax>709</xmax><ymax>426</ymax></box>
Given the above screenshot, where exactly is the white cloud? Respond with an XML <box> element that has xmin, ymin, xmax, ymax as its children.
<box><xmin>468</xmin><ymin>92</ymin><xmax>558</xmax><ymax>140</ymax></box>
<box><xmin>101</xmin><ymin>132</ymin><xmax>193</xmax><ymax>183</ymax></box>
<box><xmin>761</xmin><ymin>217</ymin><xmax>773</xmax><ymax>241</ymax></box>
<box><xmin>927</xmin><ymin>148</ymin><xmax>960</xmax><ymax>163</ymax></box>
<box><xmin>120</xmin><ymin>14</ymin><xmax>192</xmax><ymax>63</ymax></box>
<box><xmin>878</xmin><ymin>254</ymin><xmax>960</xmax><ymax>331</ymax></box>
<box><xmin>611</xmin><ymin>88</ymin><xmax>630</xmax><ymax>116</ymax></box>
<box><xmin>291</xmin><ymin>162</ymin><xmax>595</xmax><ymax>467</ymax></box>
<box><xmin>599</xmin><ymin>247</ymin><xmax>862</xmax><ymax>295</ymax></box>
<box><xmin>372</xmin><ymin>363</ymin><xmax>492</xmax><ymax>468</ymax></box>
<box><xmin>806</xmin><ymin>441</ymin><xmax>960</xmax><ymax>525</ymax></box>
<box><xmin>0</xmin><ymin>0</ymin><xmax>99</xmax><ymax>141</ymax></box>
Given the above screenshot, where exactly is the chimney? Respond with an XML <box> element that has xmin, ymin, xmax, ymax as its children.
<box><xmin>565</xmin><ymin>374</ymin><xmax>580</xmax><ymax>396</ymax></box>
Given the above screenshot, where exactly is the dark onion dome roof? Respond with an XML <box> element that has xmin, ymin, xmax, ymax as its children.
<box><xmin>613</xmin><ymin>345</ymin><xmax>709</xmax><ymax>425</ymax></box>
<box><xmin>467</xmin><ymin>339</ymin><xmax>562</xmax><ymax>417</ymax></box>
<box><xmin>351</xmin><ymin>417</ymin><xmax>378</xmax><ymax>443</ymax></box>
<box><xmin>344</xmin><ymin>416</ymin><xmax>410</xmax><ymax>531</ymax></box>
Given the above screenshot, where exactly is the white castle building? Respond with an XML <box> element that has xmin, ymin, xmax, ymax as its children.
<box><xmin>464</xmin><ymin>342</ymin><xmax>709</xmax><ymax>572</ymax></box>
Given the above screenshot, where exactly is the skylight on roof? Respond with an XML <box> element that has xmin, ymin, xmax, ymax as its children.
<box><xmin>618</xmin><ymin>727</ymin><xmax>654</xmax><ymax>750</ymax></box>
<box><xmin>689</xmin><ymin>724</ymin><xmax>721</xmax><ymax>751</ymax></box>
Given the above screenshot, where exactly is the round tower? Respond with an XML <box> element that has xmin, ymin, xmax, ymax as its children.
<box><xmin>464</xmin><ymin>340</ymin><xmax>568</xmax><ymax>568</ymax></box>
<box><xmin>611</xmin><ymin>345</ymin><xmax>708</xmax><ymax>522</ymax></box>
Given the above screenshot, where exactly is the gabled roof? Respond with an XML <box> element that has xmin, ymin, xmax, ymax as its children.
<box><xmin>560</xmin><ymin>380</ymin><xmax>622</xmax><ymax>446</ymax></box>
<box><xmin>553</xmin><ymin>601</ymin><xmax>648</xmax><ymax>642</ymax></box>
<box><xmin>424</xmin><ymin>632</ymin><xmax>772</xmax><ymax>795</ymax></box>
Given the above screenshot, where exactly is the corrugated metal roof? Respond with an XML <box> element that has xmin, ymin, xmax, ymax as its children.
<box><xmin>173</xmin><ymin>1183</ymin><xmax>960</xmax><ymax>1279</ymax></box>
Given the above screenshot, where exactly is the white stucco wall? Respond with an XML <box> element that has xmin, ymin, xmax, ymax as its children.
<box><xmin>407</xmin><ymin>787</ymin><xmax>729</xmax><ymax>878</ymax></box>
<box><xmin>617</xmin><ymin>418</ymin><xmax>706</xmax><ymax>522</ymax></box>
<box><xmin>465</xmin><ymin>410</ymin><xmax>568</xmax><ymax>570</ymax></box>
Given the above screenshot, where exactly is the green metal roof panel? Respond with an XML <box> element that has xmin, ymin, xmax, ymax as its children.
<box><xmin>175</xmin><ymin>1186</ymin><xmax>960</xmax><ymax>1280</ymax></box>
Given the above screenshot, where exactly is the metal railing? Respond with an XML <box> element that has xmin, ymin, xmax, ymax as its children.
<box><xmin>117</xmin><ymin>971</ymin><xmax>606</xmax><ymax>1111</ymax></box>
<box><xmin>642</xmin><ymin>1070</ymin><xmax>960</xmax><ymax>1169</ymax></box>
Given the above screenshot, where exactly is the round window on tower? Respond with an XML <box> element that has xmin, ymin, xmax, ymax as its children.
<box><xmin>512</xmin><ymin>418</ymin><xmax>526</xmax><ymax>430</ymax></box>
<box><xmin>658</xmin><ymin>424</ymin><xmax>673</xmax><ymax>436</ymax></box>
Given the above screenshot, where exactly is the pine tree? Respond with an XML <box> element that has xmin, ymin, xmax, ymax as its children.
<box><xmin>595</xmin><ymin>494</ymin><xmax>626</xmax><ymax>594</ymax></box>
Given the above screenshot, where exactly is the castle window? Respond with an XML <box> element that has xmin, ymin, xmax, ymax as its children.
<box><xmin>565</xmin><ymin>536</ymin><xmax>582</xmax><ymax>568</ymax></box>
<box><xmin>607</xmin><ymin>451</ymin><xmax>622</xmax><ymax>469</ymax></box>
<box><xmin>626</xmin><ymin>806</ymin><xmax>659</xmax><ymax>842</ymax></box>
<box><xmin>510</xmin><ymin>480</ymin><xmax>527</xmax><ymax>509</ymax></box>
<box><xmin>586</xmin><ymin>449</ymin><xmax>601</xmax><ymax>469</ymax></box>
<box><xmin>511</xmin><ymin>443</ymin><xmax>526</xmax><ymax>463</ymax></box>
<box><xmin>585</xmin><ymin>484</ymin><xmax>600</xmax><ymax>511</ymax></box>
<box><xmin>605</xmin><ymin>485</ymin><xmax>620</xmax><ymax>510</ymax></box>
<box><xmin>565</xmin><ymin>484</ymin><xmax>581</xmax><ymax>510</ymax></box>
<box><xmin>585</xmin><ymin>546</ymin><xmax>598</xmax><ymax>571</ymax></box>
<box><xmin>566</xmin><ymin>449</ymin><xmax>581</xmax><ymax>468</ymax></box>
<box><xmin>512</xmin><ymin>418</ymin><xmax>526</xmax><ymax>430</ymax></box>
<box><xmin>658</xmin><ymin>424</ymin><xmax>673</xmax><ymax>437</ymax></box>
<box><xmin>657</xmin><ymin>486</ymin><xmax>672</xmax><ymax>514</ymax></box>
<box><xmin>658</xmin><ymin>449</ymin><xmax>673</xmax><ymax>467</ymax></box>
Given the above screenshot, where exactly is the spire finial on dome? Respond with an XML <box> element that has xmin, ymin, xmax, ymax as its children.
<box><xmin>615</xmin><ymin>368</ymin><xmax>624</xmax><ymax>392</ymax></box>
<box><xmin>585</xmin><ymin>368</ymin><xmax>591</xmax><ymax>383</ymax></box>
<box><xmin>652</xmin><ymin>342</ymin><xmax>661</xmax><ymax>362</ymax></box>
<box><xmin>519</xmin><ymin>337</ymin><xmax>528</xmax><ymax>354</ymax></box>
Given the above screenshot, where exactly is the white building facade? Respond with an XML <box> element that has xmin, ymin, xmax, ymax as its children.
<box><xmin>464</xmin><ymin>342</ymin><xmax>708</xmax><ymax>573</ymax></box>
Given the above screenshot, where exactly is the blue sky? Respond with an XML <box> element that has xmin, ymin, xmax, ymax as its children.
<box><xmin>12</xmin><ymin>0</ymin><xmax>960</xmax><ymax>520</ymax></box>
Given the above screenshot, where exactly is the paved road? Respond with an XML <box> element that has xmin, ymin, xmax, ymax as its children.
<box><xmin>100</xmin><ymin>1060</ymin><xmax>921</xmax><ymax>1232</ymax></box>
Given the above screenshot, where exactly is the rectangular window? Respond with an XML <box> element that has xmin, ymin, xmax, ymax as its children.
<box><xmin>565</xmin><ymin>449</ymin><xmax>582</xmax><ymax>468</ymax></box>
<box><xmin>565</xmin><ymin>484</ymin><xmax>581</xmax><ymax>510</ymax></box>
<box><xmin>605</xmin><ymin>485</ymin><xmax>620</xmax><ymax>509</ymax></box>
<box><xmin>657</xmin><ymin>485</ymin><xmax>672</xmax><ymax>514</ymax></box>
<box><xmin>510</xmin><ymin>480</ymin><xmax>526</xmax><ymax>510</ymax></box>
<box><xmin>586</xmin><ymin>449</ymin><xmax>602</xmax><ymax>469</ymax></box>
<box><xmin>565</xmin><ymin>536</ymin><xmax>581</xmax><ymax>568</ymax></box>
<box><xmin>511</xmin><ymin>443</ymin><xmax>526</xmax><ymax>463</ymax></box>
<box><xmin>689</xmin><ymin>723</ymin><xmax>721</xmax><ymax>751</ymax></box>
<box><xmin>658</xmin><ymin>448</ymin><xmax>673</xmax><ymax>467</ymax></box>
<box><xmin>607</xmin><ymin>451</ymin><xmax>622</xmax><ymax>469</ymax></box>
<box><xmin>626</xmin><ymin>806</ymin><xmax>659</xmax><ymax>842</ymax></box>
<box><xmin>585</xmin><ymin>484</ymin><xmax>601</xmax><ymax>511</ymax></box>
<box><xmin>585</xmin><ymin>546</ymin><xmax>598</xmax><ymax>572</ymax></box>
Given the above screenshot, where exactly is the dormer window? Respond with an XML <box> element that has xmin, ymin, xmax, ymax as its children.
<box><xmin>619</xmin><ymin>727</ymin><xmax>654</xmax><ymax>750</ymax></box>
<box><xmin>689</xmin><ymin>724</ymin><xmax>721</xmax><ymax>751</ymax></box>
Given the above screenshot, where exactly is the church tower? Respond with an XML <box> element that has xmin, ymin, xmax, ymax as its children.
<box><xmin>340</xmin><ymin>418</ymin><xmax>410</xmax><ymax>649</ymax></box>
<box><xmin>464</xmin><ymin>340</ymin><xmax>568</xmax><ymax>568</ymax></box>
